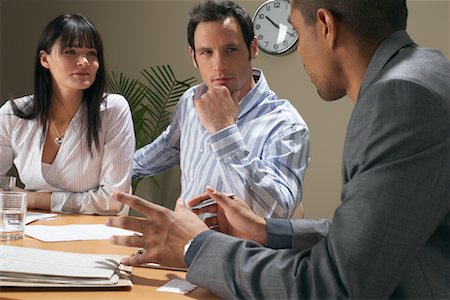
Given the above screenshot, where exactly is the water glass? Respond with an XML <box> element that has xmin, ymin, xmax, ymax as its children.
<box><xmin>0</xmin><ymin>176</ymin><xmax>16</xmax><ymax>191</ymax></box>
<box><xmin>0</xmin><ymin>191</ymin><xmax>27</xmax><ymax>240</ymax></box>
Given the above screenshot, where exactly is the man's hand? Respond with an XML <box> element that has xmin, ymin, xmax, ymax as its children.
<box><xmin>188</xmin><ymin>186</ymin><xmax>268</xmax><ymax>245</ymax></box>
<box><xmin>106</xmin><ymin>192</ymin><xmax>209</xmax><ymax>268</ymax></box>
<box><xmin>194</xmin><ymin>86</ymin><xmax>240</xmax><ymax>133</ymax></box>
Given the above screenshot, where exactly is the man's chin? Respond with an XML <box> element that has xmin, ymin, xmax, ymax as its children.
<box><xmin>210</xmin><ymin>82</ymin><xmax>231</xmax><ymax>90</ymax></box>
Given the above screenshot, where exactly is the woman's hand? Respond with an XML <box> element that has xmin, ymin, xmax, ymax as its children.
<box><xmin>15</xmin><ymin>188</ymin><xmax>51</xmax><ymax>210</ymax></box>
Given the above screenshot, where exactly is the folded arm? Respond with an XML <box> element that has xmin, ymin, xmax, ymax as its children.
<box><xmin>210</xmin><ymin>123</ymin><xmax>309</xmax><ymax>218</ymax></box>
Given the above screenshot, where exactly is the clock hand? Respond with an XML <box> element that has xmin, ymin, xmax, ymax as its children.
<box><xmin>266</xmin><ymin>15</ymin><xmax>297</xmax><ymax>38</ymax></box>
<box><xmin>265</xmin><ymin>16</ymin><xmax>280</xmax><ymax>29</ymax></box>
<box><xmin>286</xmin><ymin>31</ymin><xmax>296</xmax><ymax>38</ymax></box>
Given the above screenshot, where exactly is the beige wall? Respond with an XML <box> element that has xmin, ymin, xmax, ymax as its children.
<box><xmin>1</xmin><ymin>0</ymin><xmax>449</xmax><ymax>219</ymax></box>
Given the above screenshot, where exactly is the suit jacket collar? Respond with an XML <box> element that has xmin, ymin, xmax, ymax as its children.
<box><xmin>359</xmin><ymin>30</ymin><xmax>417</xmax><ymax>99</ymax></box>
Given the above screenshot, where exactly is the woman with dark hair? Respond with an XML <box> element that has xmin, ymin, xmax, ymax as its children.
<box><xmin>0</xmin><ymin>14</ymin><xmax>135</xmax><ymax>215</ymax></box>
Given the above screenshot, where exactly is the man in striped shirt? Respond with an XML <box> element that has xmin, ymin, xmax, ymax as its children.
<box><xmin>133</xmin><ymin>0</ymin><xmax>309</xmax><ymax>218</ymax></box>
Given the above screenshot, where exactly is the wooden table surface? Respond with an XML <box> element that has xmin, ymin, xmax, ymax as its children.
<box><xmin>0</xmin><ymin>214</ymin><xmax>219</xmax><ymax>300</ymax></box>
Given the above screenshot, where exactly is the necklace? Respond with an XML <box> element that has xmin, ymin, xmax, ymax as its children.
<box><xmin>50</xmin><ymin>117</ymin><xmax>65</xmax><ymax>145</ymax></box>
<box><xmin>50</xmin><ymin>98</ymin><xmax>80</xmax><ymax>146</ymax></box>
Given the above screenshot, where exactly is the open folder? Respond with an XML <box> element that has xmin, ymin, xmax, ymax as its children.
<box><xmin>0</xmin><ymin>245</ymin><xmax>132</xmax><ymax>288</ymax></box>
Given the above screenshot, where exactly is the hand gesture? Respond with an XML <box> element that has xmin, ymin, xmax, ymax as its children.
<box><xmin>106</xmin><ymin>192</ymin><xmax>209</xmax><ymax>268</ymax></box>
<box><xmin>188</xmin><ymin>186</ymin><xmax>268</xmax><ymax>245</ymax></box>
<box><xmin>194</xmin><ymin>86</ymin><xmax>240</xmax><ymax>133</ymax></box>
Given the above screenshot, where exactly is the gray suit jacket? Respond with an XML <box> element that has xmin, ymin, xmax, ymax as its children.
<box><xmin>186</xmin><ymin>31</ymin><xmax>450</xmax><ymax>299</ymax></box>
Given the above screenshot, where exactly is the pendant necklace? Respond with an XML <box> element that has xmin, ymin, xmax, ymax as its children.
<box><xmin>50</xmin><ymin>117</ymin><xmax>65</xmax><ymax>145</ymax></box>
<box><xmin>50</xmin><ymin>98</ymin><xmax>79</xmax><ymax>146</ymax></box>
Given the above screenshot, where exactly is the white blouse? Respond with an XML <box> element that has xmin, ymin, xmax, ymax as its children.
<box><xmin>0</xmin><ymin>94</ymin><xmax>135</xmax><ymax>215</ymax></box>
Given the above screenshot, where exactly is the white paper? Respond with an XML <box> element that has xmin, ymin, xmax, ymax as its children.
<box><xmin>25</xmin><ymin>212</ymin><xmax>57</xmax><ymax>224</ymax></box>
<box><xmin>156</xmin><ymin>279</ymin><xmax>197</xmax><ymax>294</ymax></box>
<box><xmin>0</xmin><ymin>245</ymin><xmax>119</xmax><ymax>279</ymax></box>
<box><xmin>25</xmin><ymin>224</ymin><xmax>136</xmax><ymax>242</ymax></box>
<box><xmin>142</xmin><ymin>262</ymin><xmax>187</xmax><ymax>272</ymax></box>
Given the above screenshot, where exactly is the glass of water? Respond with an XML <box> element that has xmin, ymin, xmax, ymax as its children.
<box><xmin>0</xmin><ymin>191</ymin><xmax>27</xmax><ymax>240</ymax></box>
<box><xmin>0</xmin><ymin>176</ymin><xmax>16</xmax><ymax>191</ymax></box>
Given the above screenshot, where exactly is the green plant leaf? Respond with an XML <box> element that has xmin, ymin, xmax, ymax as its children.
<box><xmin>106</xmin><ymin>65</ymin><xmax>196</xmax><ymax>193</ymax></box>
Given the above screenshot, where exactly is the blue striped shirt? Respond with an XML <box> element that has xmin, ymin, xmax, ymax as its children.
<box><xmin>133</xmin><ymin>69</ymin><xmax>310</xmax><ymax>218</ymax></box>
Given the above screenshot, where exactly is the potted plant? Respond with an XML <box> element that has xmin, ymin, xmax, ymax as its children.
<box><xmin>106</xmin><ymin>65</ymin><xmax>196</xmax><ymax>192</ymax></box>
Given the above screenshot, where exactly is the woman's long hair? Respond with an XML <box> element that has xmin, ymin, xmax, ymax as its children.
<box><xmin>11</xmin><ymin>13</ymin><xmax>106</xmax><ymax>152</ymax></box>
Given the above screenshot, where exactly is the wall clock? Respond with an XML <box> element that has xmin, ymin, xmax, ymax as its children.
<box><xmin>252</xmin><ymin>0</ymin><xmax>298</xmax><ymax>55</ymax></box>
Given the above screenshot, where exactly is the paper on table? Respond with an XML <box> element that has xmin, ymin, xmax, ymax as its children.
<box><xmin>25</xmin><ymin>212</ymin><xmax>57</xmax><ymax>224</ymax></box>
<box><xmin>143</xmin><ymin>262</ymin><xmax>188</xmax><ymax>272</ymax></box>
<box><xmin>0</xmin><ymin>245</ymin><xmax>132</xmax><ymax>288</ymax></box>
<box><xmin>25</xmin><ymin>224</ymin><xmax>136</xmax><ymax>242</ymax></box>
<box><xmin>0</xmin><ymin>245</ymin><xmax>119</xmax><ymax>279</ymax></box>
<box><xmin>156</xmin><ymin>279</ymin><xmax>197</xmax><ymax>294</ymax></box>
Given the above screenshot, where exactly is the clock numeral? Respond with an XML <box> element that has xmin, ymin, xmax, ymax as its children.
<box><xmin>274</xmin><ymin>1</ymin><xmax>281</xmax><ymax>8</ymax></box>
<box><xmin>265</xmin><ymin>41</ymin><xmax>270</xmax><ymax>48</ymax></box>
<box><xmin>255</xmin><ymin>24</ymin><xmax>261</xmax><ymax>30</ymax></box>
<box><xmin>265</xmin><ymin>5</ymin><xmax>271</xmax><ymax>12</ymax></box>
<box><xmin>283</xmin><ymin>40</ymin><xmax>288</xmax><ymax>46</ymax></box>
<box><xmin>274</xmin><ymin>44</ymin><xmax>279</xmax><ymax>50</ymax></box>
<box><xmin>258</xmin><ymin>34</ymin><xmax>264</xmax><ymax>40</ymax></box>
<box><xmin>258</xmin><ymin>13</ymin><xmax>264</xmax><ymax>19</ymax></box>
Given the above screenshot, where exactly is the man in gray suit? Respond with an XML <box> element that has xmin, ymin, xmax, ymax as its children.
<box><xmin>107</xmin><ymin>0</ymin><xmax>449</xmax><ymax>298</ymax></box>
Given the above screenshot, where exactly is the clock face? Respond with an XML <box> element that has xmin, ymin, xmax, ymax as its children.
<box><xmin>253</xmin><ymin>0</ymin><xmax>298</xmax><ymax>55</ymax></box>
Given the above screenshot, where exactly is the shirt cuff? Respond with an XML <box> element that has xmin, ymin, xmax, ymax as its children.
<box><xmin>50</xmin><ymin>192</ymin><xmax>64</xmax><ymax>213</ymax></box>
<box><xmin>266</xmin><ymin>218</ymin><xmax>294</xmax><ymax>249</ymax></box>
<box><xmin>208</xmin><ymin>125</ymin><xmax>246</xmax><ymax>159</ymax></box>
<box><xmin>184</xmin><ymin>230</ymin><xmax>215</xmax><ymax>267</ymax></box>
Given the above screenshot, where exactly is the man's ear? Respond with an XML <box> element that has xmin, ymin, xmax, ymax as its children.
<box><xmin>188</xmin><ymin>47</ymin><xmax>198</xmax><ymax>68</ymax></box>
<box><xmin>250</xmin><ymin>37</ymin><xmax>258</xmax><ymax>60</ymax></box>
<box><xmin>39</xmin><ymin>50</ymin><xmax>50</xmax><ymax>69</ymax></box>
<box><xmin>316</xmin><ymin>8</ymin><xmax>337</xmax><ymax>49</ymax></box>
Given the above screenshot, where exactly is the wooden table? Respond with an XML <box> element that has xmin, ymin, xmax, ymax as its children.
<box><xmin>0</xmin><ymin>214</ymin><xmax>219</xmax><ymax>300</ymax></box>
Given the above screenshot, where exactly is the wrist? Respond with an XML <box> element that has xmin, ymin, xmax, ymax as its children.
<box><xmin>254</xmin><ymin>217</ymin><xmax>268</xmax><ymax>246</ymax></box>
<box><xmin>183</xmin><ymin>239</ymin><xmax>193</xmax><ymax>256</ymax></box>
<box><xmin>208</xmin><ymin>121</ymin><xmax>236</xmax><ymax>134</ymax></box>
<box><xmin>28</xmin><ymin>191</ymin><xmax>51</xmax><ymax>210</ymax></box>
<box><xmin>184</xmin><ymin>231</ymin><xmax>216</xmax><ymax>267</ymax></box>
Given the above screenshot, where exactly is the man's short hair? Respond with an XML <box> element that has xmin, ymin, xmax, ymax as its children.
<box><xmin>292</xmin><ymin>0</ymin><xmax>408</xmax><ymax>42</ymax></box>
<box><xmin>187</xmin><ymin>0</ymin><xmax>254</xmax><ymax>59</ymax></box>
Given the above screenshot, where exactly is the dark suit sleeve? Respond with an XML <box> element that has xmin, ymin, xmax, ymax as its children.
<box><xmin>185</xmin><ymin>79</ymin><xmax>450</xmax><ymax>299</ymax></box>
<box><xmin>265</xmin><ymin>218</ymin><xmax>331</xmax><ymax>250</ymax></box>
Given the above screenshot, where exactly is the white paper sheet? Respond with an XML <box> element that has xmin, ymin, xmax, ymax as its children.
<box><xmin>156</xmin><ymin>279</ymin><xmax>197</xmax><ymax>294</ymax></box>
<box><xmin>0</xmin><ymin>245</ymin><xmax>119</xmax><ymax>278</ymax></box>
<box><xmin>0</xmin><ymin>246</ymin><xmax>133</xmax><ymax>288</ymax></box>
<box><xmin>24</xmin><ymin>224</ymin><xmax>136</xmax><ymax>242</ymax></box>
<box><xmin>25</xmin><ymin>212</ymin><xmax>57</xmax><ymax>224</ymax></box>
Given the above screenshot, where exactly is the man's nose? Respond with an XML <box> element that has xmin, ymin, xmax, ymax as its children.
<box><xmin>213</xmin><ymin>54</ymin><xmax>227</xmax><ymax>72</ymax></box>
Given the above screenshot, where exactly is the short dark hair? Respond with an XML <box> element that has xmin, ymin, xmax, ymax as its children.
<box><xmin>292</xmin><ymin>0</ymin><xmax>408</xmax><ymax>43</ymax></box>
<box><xmin>187</xmin><ymin>0</ymin><xmax>254</xmax><ymax>59</ymax></box>
<box><xmin>11</xmin><ymin>13</ymin><xmax>105</xmax><ymax>151</ymax></box>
